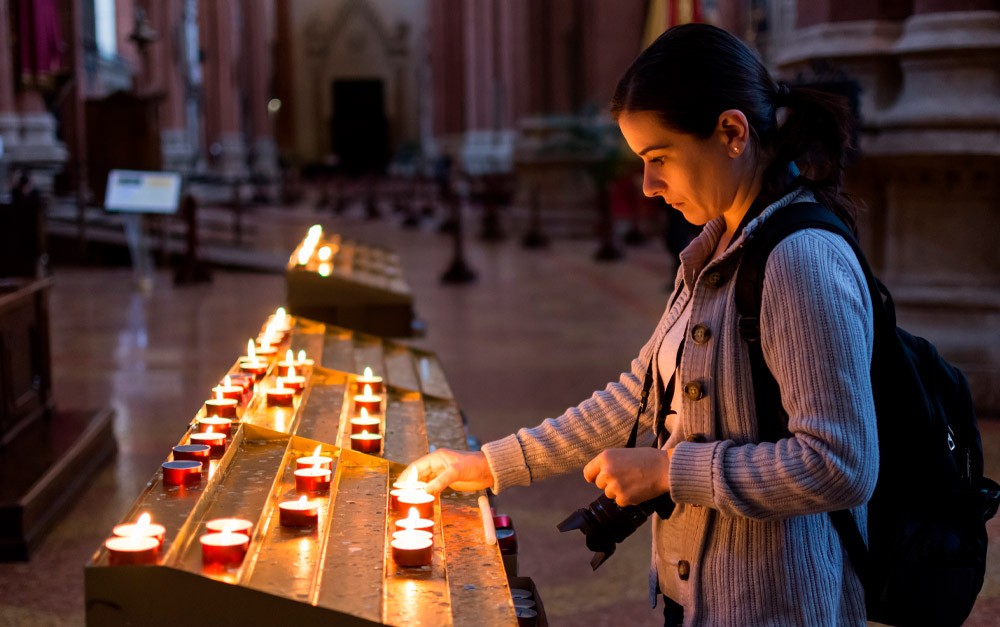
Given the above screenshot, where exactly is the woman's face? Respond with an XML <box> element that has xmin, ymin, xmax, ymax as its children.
<box><xmin>618</xmin><ymin>110</ymin><xmax>743</xmax><ymax>226</ymax></box>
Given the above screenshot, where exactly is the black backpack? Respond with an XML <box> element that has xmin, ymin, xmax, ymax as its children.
<box><xmin>734</xmin><ymin>202</ymin><xmax>1000</xmax><ymax>626</ymax></box>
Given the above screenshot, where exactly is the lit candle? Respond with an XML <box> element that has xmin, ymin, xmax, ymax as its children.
<box><xmin>189</xmin><ymin>428</ymin><xmax>226</xmax><ymax>456</ymax></box>
<box><xmin>112</xmin><ymin>512</ymin><xmax>165</xmax><ymax>544</ymax></box>
<box><xmin>172</xmin><ymin>443</ymin><xmax>211</xmax><ymax>462</ymax></box>
<box><xmin>200</xmin><ymin>527</ymin><xmax>250</xmax><ymax>567</ymax></box>
<box><xmin>394</xmin><ymin>507</ymin><xmax>434</xmax><ymax>535</ymax></box>
<box><xmin>105</xmin><ymin>535</ymin><xmax>160</xmax><ymax>566</ymax></box>
<box><xmin>271</xmin><ymin>306</ymin><xmax>292</xmax><ymax>332</ymax></box>
<box><xmin>205</xmin><ymin>518</ymin><xmax>254</xmax><ymax>536</ymax></box>
<box><xmin>355</xmin><ymin>367</ymin><xmax>383</xmax><ymax>395</ymax></box>
<box><xmin>253</xmin><ymin>339</ymin><xmax>278</xmax><ymax>360</ymax></box>
<box><xmin>197</xmin><ymin>414</ymin><xmax>234</xmax><ymax>437</ymax></box>
<box><xmin>395</xmin><ymin>490</ymin><xmax>434</xmax><ymax>519</ymax></box>
<box><xmin>296</xmin><ymin>445</ymin><xmax>333</xmax><ymax>471</ymax></box>
<box><xmin>282</xmin><ymin>365</ymin><xmax>306</xmax><ymax>393</ymax></box>
<box><xmin>353</xmin><ymin>384</ymin><xmax>382</xmax><ymax>415</ymax></box>
<box><xmin>279</xmin><ymin>495</ymin><xmax>318</xmax><ymax>527</ymax></box>
<box><xmin>296</xmin><ymin>350</ymin><xmax>314</xmax><ymax>369</ymax></box>
<box><xmin>391</xmin><ymin>530</ymin><xmax>433</xmax><ymax>567</ymax></box>
<box><xmin>294</xmin><ymin>465</ymin><xmax>332</xmax><ymax>492</ymax></box>
<box><xmin>350</xmin><ymin>407</ymin><xmax>381</xmax><ymax>435</ymax></box>
<box><xmin>162</xmin><ymin>460</ymin><xmax>202</xmax><ymax>486</ymax></box>
<box><xmin>350</xmin><ymin>430</ymin><xmax>382</xmax><ymax>455</ymax></box>
<box><xmin>212</xmin><ymin>375</ymin><xmax>244</xmax><ymax>403</ymax></box>
<box><xmin>277</xmin><ymin>350</ymin><xmax>297</xmax><ymax>377</ymax></box>
<box><xmin>240</xmin><ymin>340</ymin><xmax>268</xmax><ymax>378</ymax></box>
<box><xmin>204</xmin><ymin>389</ymin><xmax>238</xmax><ymax>419</ymax></box>
<box><xmin>226</xmin><ymin>373</ymin><xmax>255</xmax><ymax>399</ymax></box>
<box><xmin>390</xmin><ymin>467</ymin><xmax>427</xmax><ymax>509</ymax></box>
<box><xmin>317</xmin><ymin>245</ymin><xmax>333</xmax><ymax>262</ymax></box>
<box><xmin>266</xmin><ymin>378</ymin><xmax>295</xmax><ymax>407</ymax></box>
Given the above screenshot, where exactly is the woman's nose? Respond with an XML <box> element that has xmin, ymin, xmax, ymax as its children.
<box><xmin>642</xmin><ymin>166</ymin><xmax>664</xmax><ymax>198</ymax></box>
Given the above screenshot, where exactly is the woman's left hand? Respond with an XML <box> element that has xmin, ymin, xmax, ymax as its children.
<box><xmin>583</xmin><ymin>448</ymin><xmax>672</xmax><ymax>507</ymax></box>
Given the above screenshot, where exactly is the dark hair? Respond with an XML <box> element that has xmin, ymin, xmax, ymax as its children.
<box><xmin>610</xmin><ymin>23</ymin><xmax>860</xmax><ymax>232</ymax></box>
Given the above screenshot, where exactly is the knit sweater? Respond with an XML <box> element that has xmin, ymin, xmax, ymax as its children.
<box><xmin>480</xmin><ymin>189</ymin><xmax>878</xmax><ymax>626</ymax></box>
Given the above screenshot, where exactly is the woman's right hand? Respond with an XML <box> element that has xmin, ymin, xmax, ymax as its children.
<box><xmin>404</xmin><ymin>449</ymin><xmax>493</xmax><ymax>495</ymax></box>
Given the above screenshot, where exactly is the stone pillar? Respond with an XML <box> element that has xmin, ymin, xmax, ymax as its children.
<box><xmin>0</xmin><ymin>0</ymin><xmax>19</xmax><ymax>154</ymax></box>
<box><xmin>16</xmin><ymin>91</ymin><xmax>67</xmax><ymax>164</ymax></box>
<box><xmin>243</xmin><ymin>0</ymin><xmax>278</xmax><ymax>179</ymax></box>
<box><xmin>200</xmin><ymin>0</ymin><xmax>247</xmax><ymax>178</ymax></box>
<box><xmin>148</xmin><ymin>0</ymin><xmax>194</xmax><ymax>171</ymax></box>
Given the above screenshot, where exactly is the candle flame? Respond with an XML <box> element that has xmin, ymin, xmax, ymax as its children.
<box><xmin>364</xmin><ymin>366</ymin><xmax>373</xmax><ymax>379</ymax></box>
<box><xmin>247</xmin><ymin>339</ymin><xmax>256</xmax><ymax>360</ymax></box>
<box><xmin>361</xmin><ymin>430</ymin><xmax>369</xmax><ymax>437</ymax></box>
<box><xmin>135</xmin><ymin>512</ymin><xmax>151</xmax><ymax>535</ymax></box>
<box><xmin>277</xmin><ymin>306</ymin><xmax>287</xmax><ymax>319</ymax></box>
<box><xmin>206</xmin><ymin>425</ymin><xmax>214</xmax><ymax>434</ymax></box>
<box><xmin>298</xmin><ymin>495</ymin><xmax>308</xmax><ymax>504</ymax></box>
<box><xmin>286</xmin><ymin>349</ymin><xmax>293</xmax><ymax>363</ymax></box>
<box><xmin>297</xmin><ymin>350</ymin><xmax>306</xmax><ymax>362</ymax></box>
<box><xmin>360</xmin><ymin>407</ymin><xmax>369</xmax><ymax>420</ymax></box>
<box><xmin>364</xmin><ymin>384</ymin><xmax>372</xmax><ymax>397</ymax></box>
<box><xmin>288</xmin><ymin>365</ymin><xmax>296</xmax><ymax>378</ymax></box>
<box><xmin>215</xmin><ymin>388</ymin><xmax>223</xmax><ymax>402</ymax></box>
<box><xmin>224</xmin><ymin>375</ymin><xmax>231</xmax><ymax>387</ymax></box>
<box><xmin>407</xmin><ymin>508</ymin><xmax>419</xmax><ymax>521</ymax></box>
<box><xmin>276</xmin><ymin>377</ymin><xmax>286</xmax><ymax>391</ymax></box>
<box><xmin>400</xmin><ymin>465</ymin><xmax>417</xmax><ymax>484</ymax></box>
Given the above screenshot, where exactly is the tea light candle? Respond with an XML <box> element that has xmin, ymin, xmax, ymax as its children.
<box><xmin>391</xmin><ymin>531</ymin><xmax>433</xmax><ymax>567</ymax></box>
<box><xmin>350</xmin><ymin>430</ymin><xmax>382</xmax><ymax>455</ymax></box>
<box><xmin>212</xmin><ymin>375</ymin><xmax>245</xmax><ymax>403</ymax></box>
<box><xmin>200</xmin><ymin>529</ymin><xmax>250</xmax><ymax>567</ymax></box>
<box><xmin>294</xmin><ymin>466</ymin><xmax>332</xmax><ymax>492</ymax></box>
<box><xmin>270</xmin><ymin>307</ymin><xmax>292</xmax><ymax>332</ymax></box>
<box><xmin>172</xmin><ymin>443</ymin><xmax>211</xmax><ymax>462</ymax></box>
<box><xmin>355</xmin><ymin>367</ymin><xmax>383</xmax><ymax>395</ymax></box>
<box><xmin>392</xmin><ymin>529</ymin><xmax>433</xmax><ymax>544</ymax></box>
<box><xmin>162</xmin><ymin>460</ymin><xmax>202</xmax><ymax>486</ymax></box>
<box><xmin>253</xmin><ymin>341</ymin><xmax>278</xmax><ymax>360</ymax></box>
<box><xmin>276</xmin><ymin>350</ymin><xmax>297</xmax><ymax>377</ymax></box>
<box><xmin>296</xmin><ymin>445</ymin><xmax>333</xmax><ymax>471</ymax></box>
<box><xmin>394</xmin><ymin>507</ymin><xmax>434</xmax><ymax>535</ymax></box>
<box><xmin>352</xmin><ymin>384</ymin><xmax>382</xmax><ymax>415</ymax></box>
<box><xmin>189</xmin><ymin>430</ymin><xmax>226</xmax><ymax>456</ymax></box>
<box><xmin>350</xmin><ymin>407</ymin><xmax>381</xmax><ymax>435</ymax></box>
<box><xmin>196</xmin><ymin>415</ymin><xmax>233</xmax><ymax>437</ymax></box>
<box><xmin>105</xmin><ymin>535</ymin><xmax>160</xmax><ymax>565</ymax></box>
<box><xmin>204</xmin><ymin>389</ymin><xmax>238</xmax><ymax>419</ymax></box>
<box><xmin>227</xmin><ymin>373</ymin><xmax>255</xmax><ymax>396</ymax></box>
<box><xmin>112</xmin><ymin>513</ymin><xmax>165</xmax><ymax>544</ymax></box>
<box><xmin>296</xmin><ymin>350</ymin><xmax>314</xmax><ymax>369</ymax></box>
<box><xmin>279</xmin><ymin>496</ymin><xmax>319</xmax><ymax>527</ymax></box>
<box><xmin>240</xmin><ymin>340</ymin><xmax>269</xmax><ymax>378</ymax></box>
<box><xmin>396</xmin><ymin>490</ymin><xmax>434</xmax><ymax>519</ymax></box>
<box><xmin>282</xmin><ymin>365</ymin><xmax>306</xmax><ymax>393</ymax></box>
<box><xmin>205</xmin><ymin>518</ymin><xmax>254</xmax><ymax>535</ymax></box>
<box><xmin>266</xmin><ymin>379</ymin><xmax>295</xmax><ymax>407</ymax></box>
<box><xmin>390</xmin><ymin>467</ymin><xmax>428</xmax><ymax>509</ymax></box>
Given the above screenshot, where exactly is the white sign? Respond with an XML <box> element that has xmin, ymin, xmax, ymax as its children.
<box><xmin>105</xmin><ymin>169</ymin><xmax>182</xmax><ymax>214</ymax></box>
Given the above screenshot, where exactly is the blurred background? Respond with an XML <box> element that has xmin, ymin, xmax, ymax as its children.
<box><xmin>0</xmin><ymin>0</ymin><xmax>998</xmax><ymax>625</ymax></box>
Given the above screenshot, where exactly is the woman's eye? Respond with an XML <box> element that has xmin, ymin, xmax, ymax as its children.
<box><xmin>648</xmin><ymin>157</ymin><xmax>663</xmax><ymax>165</ymax></box>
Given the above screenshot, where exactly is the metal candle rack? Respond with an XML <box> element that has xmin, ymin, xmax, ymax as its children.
<box><xmin>86</xmin><ymin>318</ymin><xmax>516</xmax><ymax>626</ymax></box>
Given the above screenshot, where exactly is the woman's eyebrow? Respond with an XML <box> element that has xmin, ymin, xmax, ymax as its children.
<box><xmin>638</xmin><ymin>144</ymin><xmax>671</xmax><ymax>156</ymax></box>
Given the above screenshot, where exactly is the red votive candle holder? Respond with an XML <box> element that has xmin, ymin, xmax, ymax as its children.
<box><xmin>204</xmin><ymin>396</ymin><xmax>238</xmax><ymax>418</ymax></box>
<box><xmin>350</xmin><ymin>431</ymin><xmax>382</xmax><ymax>455</ymax></box>
<box><xmin>352</xmin><ymin>385</ymin><xmax>382</xmax><ymax>415</ymax></box>
<box><xmin>296</xmin><ymin>452</ymin><xmax>333</xmax><ymax>471</ymax></box>
<box><xmin>394</xmin><ymin>508</ymin><xmax>434</xmax><ymax>535</ymax></box>
<box><xmin>189</xmin><ymin>431</ymin><xmax>226</xmax><ymax>456</ymax></box>
<box><xmin>105</xmin><ymin>536</ymin><xmax>160</xmax><ymax>566</ymax></box>
<box><xmin>196</xmin><ymin>416</ymin><xmax>233</xmax><ymax>437</ymax></box>
<box><xmin>392</xmin><ymin>529</ymin><xmax>433</xmax><ymax>545</ymax></box>
<box><xmin>282</xmin><ymin>373</ymin><xmax>306</xmax><ymax>393</ymax></box>
<box><xmin>354</xmin><ymin>367</ymin><xmax>384</xmax><ymax>395</ymax></box>
<box><xmin>162</xmin><ymin>460</ymin><xmax>202</xmax><ymax>486</ymax></box>
<box><xmin>391</xmin><ymin>532</ymin><xmax>433</xmax><ymax>567</ymax></box>
<box><xmin>350</xmin><ymin>410</ymin><xmax>381</xmax><ymax>435</ymax></box>
<box><xmin>227</xmin><ymin>373</ymin><xmax>255</xmax><ymax>395</ymax></box>
<box><xmin>240</xmin><ymin>360</ymin><xmax>268</xmax><ymax>379</ymax></box>
<box><xmin>173</xmin><ymin>443</ymin><xmax>211</xmax><ymax>462</ymax></box>
<box><xmin>294</xmin><ymin>467</ymin><xmax>332</xmax><ymax>492</ymax></box>
<box><xmin>279</xmin><ymin>497</ymin><xmax>319</xmax><ymax>527</ymax></box>
<box><xmin>211</xmin><ymin>380</ymin><xmax>244</xmax><ymax>403</ymax></box>
<box><xmin>205</xmin><ymin>518</ymin><xmax>254</xmax><ymax>536</ymax></box>
<box><xmin>112</xmin><ymin>514</ymin><xmax>166</xmax><ymax>544</ymax></box>
<box><xmin>252</xmin><ymin>344</ymin><xmax>278</xmax><ymax>360</ymax></box>
<box><xmin>395</xmin><ymin>490</ymin><xmax>435</xmax><ymax>519</ymax></box>
<box><xmin>200</xmin><ymin>531</ymin><xmax>250</xmax><ymax>567</ymax></box>
<box><xmin>267</xmin><ymin>382</ymin><xmax>295</xmax><ymax>407</ymax></box>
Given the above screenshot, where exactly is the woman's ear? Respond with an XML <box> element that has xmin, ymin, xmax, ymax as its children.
<box><xmin>717</xmin><ymin>109</ymin><xmax>750</xmax><ymax>157</ymax></box>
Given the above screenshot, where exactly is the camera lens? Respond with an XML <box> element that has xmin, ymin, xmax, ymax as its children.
<box><xmin>558</xmin><ymin>492</ymin><xmax>675</xmax><ymax>570</ymax></box>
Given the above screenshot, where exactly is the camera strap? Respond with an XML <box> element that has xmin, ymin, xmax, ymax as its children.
<box><xmin>625</xmin><ymin>341</ymin><xmax>684</xmax><ymax>450</ymax></box>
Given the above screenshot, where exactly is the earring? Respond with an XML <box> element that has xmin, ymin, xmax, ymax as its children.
<box><xmin>731</xmin><ymin>146</ymin><xmax>740</xmax><ymax>156</ymax></box>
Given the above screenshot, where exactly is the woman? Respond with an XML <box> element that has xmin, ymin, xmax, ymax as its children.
<box><xmin>405</xmin><ymin>23</ymin><xmax>877</xmax><ymax>626</ymax></box>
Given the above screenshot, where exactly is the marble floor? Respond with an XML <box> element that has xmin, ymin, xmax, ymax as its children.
<box><xmin>0</xmin><ymin>195</ymin><xmax>997</xmax><ymax>626</ymax></box>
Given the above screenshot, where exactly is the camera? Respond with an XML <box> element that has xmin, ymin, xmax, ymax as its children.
<box><xmin>557</xmin><ymin>492</ymin><xmax>675</xmax><ymax>570</ymax></box>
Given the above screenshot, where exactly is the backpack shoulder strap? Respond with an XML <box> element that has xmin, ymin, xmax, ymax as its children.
<box><xmin>734</xmin><ymin>201</ymin><xmax>884</xmax><ymax>586</ymax></box>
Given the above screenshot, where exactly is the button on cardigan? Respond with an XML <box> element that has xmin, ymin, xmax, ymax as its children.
<box><xmin>481</xmin><ymin>189</ymin><xmax>878</xmax><ymax>626</ymax></box>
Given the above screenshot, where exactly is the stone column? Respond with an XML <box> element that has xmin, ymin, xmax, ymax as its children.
<box><xmin>243</xmin><ymin>0</ymin><xmax>278</xmax><ymax>179</ymax></box>
<box><xmin>16</xmin><ymin>90</ymin><xmax>67</xmax><ymax>164</ymax></box>
<box><xmin>149</xmin><ymin>0</ymin><xmax>194</xmax><ymax>171</ymax></box>
<box><xmin>0</xmin><ymin>0</ymin><xmax>19</xmax><ymax>154</ymax></box>
<box><xmin>200</xmin><ymin>0</ymin><xmax>246</xmax><ymax>178</ymax></box>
